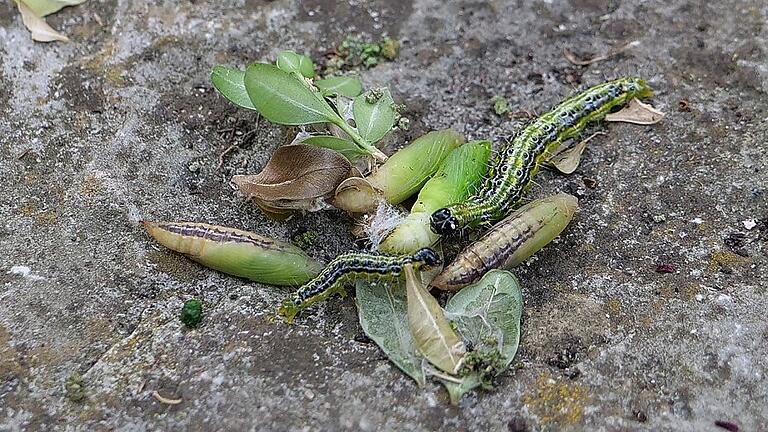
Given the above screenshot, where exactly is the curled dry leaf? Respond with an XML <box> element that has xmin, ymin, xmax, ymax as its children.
<box><xmin>605</xmin><ymin>98</ymin><xmax>665</xmax><ymax>125</ymax></box>
<box><xmin>16</xmin><ymin>0</ymin><xmax>69</xmax><ymax>42</ymax></box>
<box><xmin>233</xmin><ymin>144</ymin><xmax>352</xmax><ymax>216</ymax></box>
<box><xmin>405</xmin><ymin>265</ymin><xmax>465</xmax><ymax>375</ymax></box>
<box><xmin>152</xmin><ymin>390</ymin><xmax>182</xmax><ymax>405</ymax></box>
<box><xmin>545</xmin><ymin>132</ymin><xmax>605</xmax><ymax>174</ymax></box>
<box><xmin>563</xmin><ymin>40</ymin><xmax>638</xmax><ymax>66</ymax></box>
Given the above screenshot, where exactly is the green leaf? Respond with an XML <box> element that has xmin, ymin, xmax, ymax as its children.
<box><xmin>300</xmin><ymin>136</ymin><xmax>367</xmax><ymax>161</ymax></box>
<box><xmin>276</xmin><ymin>51</ymin><xmax>315</xmax><ymax>78</ymax></box>
<box><xmin>21</xmin><ymin>0</ymin><xmax>86</xmax><ymax>17</ymax></box>
<box><xmin>244</xmin><ymin>63</ymin><xmax>340</xmax><ymax>126</ymax></box>
<box><xmin>405</xmin><ymin>266</ymin><xmax>465</xmax><ymax>375</ymax></box>
<box><xmin>356</xmin><ymin>279</ymin><xmax>426</xmax><ymax>387</ymax></box>
<box><xmin>315</xmin><ymin>76</ymin><xmax>363</xmax><ymax>97</ymax></box>
<box><xmin>353</xmin><ymin>88</ymin><xmax>395</xmax><ymax>144</ymax></box>
<box><xmin>439</xmin><ymin>270</ymin><xmax>524</xmax><ymax>403</ymax></box>
<box><xmin>211</xmin><ymin>66</ymin><xmax>256</xmax><ymax>110</ymax></box>
<box><xmin>446</xmin><ymin>270</ymin><xmax>523</xmax><ymax>366</ymax></box>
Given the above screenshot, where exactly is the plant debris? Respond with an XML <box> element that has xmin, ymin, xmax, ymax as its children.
<box><xmin>405</xmin><ymin>266</ymin><xmax>466</xmax><ymax>375</ymax></box>
<box><xmin>233</xmin><ymin>144</ymin><xmax>352</xmax><ymax>216</ymax></box>
<box><xmin>152</xmin><ymin>390</ymin><xmax>183</xmax><ymax>405</ymax></box>
<box><xmin>180</xmin><ymin>299</ymin><xmax>203</xmax><ymax>328</ymax></box>
<box><xmin>605</xmin><ymin>99</ymin><xmax>665</xmax><ymax>125</ymax></box>
<box><xmin>325</xmin><ymin>35</ymin><xmax>400</xmax><ymax>73</ymax></box>
<box><xmin>655</xmin><ymin>263</ymin><xmax>676</xmax><ymax>274</ymax></box>
<box><xmin>65</xmin><ymin>372</ymin><xmax>86</xmax><ymax>402</ymax></box>
<box><xmin>14</xmin><ymin>0</ymin><xmax>88</xmax><ymax>42</ymax></box>
<box><xmin>563</xmin><ymin>40</ymin><xmax>638</xmax><ymax>66</ymax></box>
<box><xmin>490</xmin><ymin>95</ymin><xmax>509</xmax><ymax>116</ymax></box>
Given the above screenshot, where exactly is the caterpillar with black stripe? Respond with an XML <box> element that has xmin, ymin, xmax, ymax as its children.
<box><xmin>430</xmin><ymin>76</ymin><xmax>653</xmax><ymax>234</ymax></box>
<box><xmin>278</xmin><ymin>247</ymin><xmax>441</xmax><ymax>323</ymax></box>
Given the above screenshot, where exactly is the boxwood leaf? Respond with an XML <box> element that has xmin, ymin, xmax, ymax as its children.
<box><xmin>316</xmin><ymin>76</ymin><xmax>363</xmax><ymax>97</ymax></box>
<box><xmin>439</xmin><ymin>270</ymin><xmax>524</xmax><ymax>403</ymax></box>
<box><xmin>244</xmin><ymin>63</ymin><xmax>340</xmax><ymax>125</ymax></box>
<box><xmin>356</xmin><ymin>279</ymin><xmax>426</xmax><ymax>387</ymax></box>
<box><xmin>211</xmin><ymin>66</ymin><xmax>256</xmax><ymax>110</ymax></box>
<box><xmin>353</xmin><ymin>88</ymin><xmax>395</xmax><ymax>144</ymax></box>
<box><xmin>275</xmin><ymin>51</ymin><xmax>315</xmax><ymax>78</ymax></box>
<box><xmin>405</xmin><ymin>266</ymin><xmax>465</xmax><ymax>375</ymax></box>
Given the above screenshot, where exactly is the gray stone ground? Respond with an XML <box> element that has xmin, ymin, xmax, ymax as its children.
<box><xmin>1</xmin><ymin>0</ymin><xmax>767</xmax><ymax>431</ymax></box>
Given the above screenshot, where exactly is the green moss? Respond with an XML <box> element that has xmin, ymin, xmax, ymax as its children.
<box><xmin>459</xmin><ymin>348</ymin><xmax>505</xmax><ymax>389</ymax></box>
<box><xmin>324</xmin><ymin>34</ymin><xmax>400</xmax><ymax>74</ymax></box>
<box><xmin>65</xmin><ymin>372</ymin><xmax>85</xmax><ymax>402</ymax></box>
<box><xmin>291</xmin><ymin>230</ymin><xmax>319</xmax><ymax>249</ymax></box>
<box><xmin>490</xmin><ymin>95</ymin><xmax>509</xmax><ymax>115</ymax></box>
<box><xmin>180</xmin><ymin>299</ymin><xmax>203</xmax><ymax>328</ymax></box>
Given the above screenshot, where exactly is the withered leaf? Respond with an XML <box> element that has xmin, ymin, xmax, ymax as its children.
<box><xmin>16</xmin><ymin>0</ymin><xmax>70</xmax><ymax>42</ymax></box>
<box><xmin>232</xmin><ymin>144</ymin><xmax>352</xmax><ymax>213</ymax></box>
<box><xmin>545</xmin><ymin>132</ymin><xmax>604</xmax><ymax>174</ymax></box>
<box><xmin>405</xmin><ymin>266</ymin><xmax>465</xmax><ymax>375</ymax></box>
<box><xmin>605</xmin><ymin>98</ymin><xmax>665</xmax><ymax>125</ymax></box>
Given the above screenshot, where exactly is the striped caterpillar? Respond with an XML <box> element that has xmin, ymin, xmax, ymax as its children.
<box><xmin>430</xmin><ymin>77</ymin><xmax>653</xmax><ymax>234</ymax></box>
<box><xmin>278</xmin><ymin>248</ymin><xmax>441</xmax><ymax>323</ymax></box>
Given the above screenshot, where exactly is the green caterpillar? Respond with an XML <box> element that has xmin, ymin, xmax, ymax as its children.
<box><xmin>278</xmin><ymin>248</ymin><xmax>441</xmax><ymax>323</ymax></box>
<box><xmin>430</xmin><ymin>77</ymin><xmax>653</xmax><ymax>234</ymax></box>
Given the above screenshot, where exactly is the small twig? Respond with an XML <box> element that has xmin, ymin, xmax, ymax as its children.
<box><xmin>563</xmin><ymin>40</ymin><xmax>638</xmax><ymax>66</ymax></box>
<box><xmin>217</xmin><ymin>144</ymin><xmax>239</xmax><ymax>171</ymax></box>
<box><xmin>17</xmin><ymin>149</ymin><xmax>31</xmax><ymax>160</ymax></box>
<box><xmin>152</xmin><ymin>390</ymin><xmax>182</xmax><ymax>405</ymax></box>
<box><xmin>427</xmin><ymin>369</ymin><xmax>463</xmax><ymax>384</ymax></box>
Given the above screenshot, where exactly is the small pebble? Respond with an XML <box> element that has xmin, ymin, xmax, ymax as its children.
<box><xmin>188</xmin><ymin>161</ymin><xmax>201</xmax><ymax>173</ymax></box>
<box><xmin>742</xmin><ymin>219</ymin><xmax>757</xmax><ymax>230</ymax></box>
<box><xmin>714</xmin><ymin>420</ymin><xmax>739</xmax><ymax>432</ymax></box>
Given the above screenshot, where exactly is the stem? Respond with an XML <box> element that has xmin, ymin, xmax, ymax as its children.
<box><xmin>332</xmin><ymin>118</ymin><xmax>388</xmax><ymax>162</ymax></box>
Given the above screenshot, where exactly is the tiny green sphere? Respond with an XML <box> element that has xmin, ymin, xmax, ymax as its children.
<box><xmin>180</xmin><ymin>299</ymin><xmax>203</xmax><ymax>328</ymax></box>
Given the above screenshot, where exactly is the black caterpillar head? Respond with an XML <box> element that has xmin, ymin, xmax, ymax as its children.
<box><xmin>413</xmin><ymin>248</ymin><xmax>442</xmax><ymax>268</ymax></box>
<box><xmin>430</xmin><ymin>208</ymin><xmax>459</xmax><ymax>235</ymax></box>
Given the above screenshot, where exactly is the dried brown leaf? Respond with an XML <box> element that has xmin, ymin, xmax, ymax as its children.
<box><xmin>546</xmin><ymin>132</ymin><xmax>605</xmax><ymax>174</ymax></box>
<box><xmin>233</xmin><ymin>144</ymin><xmax>351</xmax><ymax>212</ymax></box>
<box><xmin>16</xmin><ymin>0</ymin><xmax>69</xmax><ymax>42</ymax></box>
<box><xmin>563</xmin><ymin>40</ymin><xmax>638</xmax><ymax>66</ymax></box>
<box><xmin>605</xmin><ymin>98</ymin><xmax>665</xmax><ymax>125</ymax></box>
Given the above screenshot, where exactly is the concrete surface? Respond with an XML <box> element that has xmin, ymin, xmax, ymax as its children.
<box><xmin>1</xmin><ymin>0</ymin><xmax>767</xmax><ymax>431</ymax></box>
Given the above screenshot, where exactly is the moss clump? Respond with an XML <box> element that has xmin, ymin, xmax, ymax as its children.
<box><xmin>180</xmin><ymin>299</ymin><xmax>203</xmax><ymax>328</ymax></box>
<box><xmin>522</xmin><ymin>373</ymin><xmax>589</xmax><ymax>426</ymax></box>
<box><xmin>291</xmin><ymin>230</ymin><xmax>319</xmax><ymax>249</ymax></box>
<box><xmin>325</xmin><ymin>35</ymin><xmax>400</xmax><ymax>74</ymax></box>
<box><xmin>459</xmin><ymin>348</ymin><xmax>505</xmax><ymax>389</ymax></box>
<box><xmin>490</xmin><ymin>95</ymin><xmax>509</xmax><ymax>115</ymax></box>
<box><xmin>65</xmin><ymin>372</ymin><xmax>85</xmax><ymax>402</ymax></box>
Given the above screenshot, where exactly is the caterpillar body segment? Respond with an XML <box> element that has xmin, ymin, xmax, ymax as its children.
<box><xmin>430</xmin><ymin>77</ymin><xmax>652</xmax><ymax>234</ymax></box>
<box><xmin>278</xmin><ymin>248</ymin><xmax>441</xmax><ymax>323</ymax></box>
